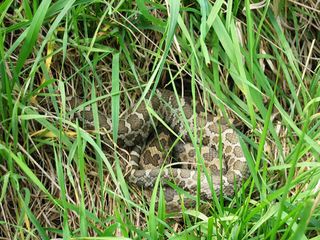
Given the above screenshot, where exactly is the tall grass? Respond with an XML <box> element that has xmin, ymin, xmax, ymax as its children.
<box><xmin>0</xmin><ymin>0</ymin><xmax>319</xmax><ymax>239</ymax></box>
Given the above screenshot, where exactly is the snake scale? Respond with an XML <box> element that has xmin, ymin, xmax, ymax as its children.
<box><xmin>74</xmin><ymin>89</ymin><xmax>248</xmax><ymax>211</ymax></box>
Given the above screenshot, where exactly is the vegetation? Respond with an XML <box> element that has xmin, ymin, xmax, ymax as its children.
<box><xmin>0</xmin><ymin>0</ymin><xmax>319</xmax><ymax>239</ymax></box>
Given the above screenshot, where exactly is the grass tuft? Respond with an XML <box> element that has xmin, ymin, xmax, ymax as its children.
<box><xmin>0</xmin><ymin>0</ymin><xmax>319</xmax><ymax>239</ymax></box>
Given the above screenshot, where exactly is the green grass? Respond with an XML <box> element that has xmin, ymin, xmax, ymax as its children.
<box><xmin>1</xmin><ymin>0</ymin><xmax>320</xmax><ymax>239</ymax></box>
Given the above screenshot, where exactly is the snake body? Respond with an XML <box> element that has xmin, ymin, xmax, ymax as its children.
<box><xmin>75</xmin><ymin>89</ymin><xmax>248</xmax><ymax>211</ymax></box>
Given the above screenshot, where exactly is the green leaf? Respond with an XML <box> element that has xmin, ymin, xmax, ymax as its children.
<box><xmin>137</xmin><ymin>0</ymin><xmax>166</xmax><ymax>29</ymax></box>
<box><xmin>15</xmin><ymin>0</ymin><xmax>52</xmax><ymax>74</ymax></box>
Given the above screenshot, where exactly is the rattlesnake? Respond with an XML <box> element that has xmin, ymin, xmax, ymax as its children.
<box><xmin>73</xmin><ymin>89</ymin><xmax>248</xmax><ymax>211</ymax></box>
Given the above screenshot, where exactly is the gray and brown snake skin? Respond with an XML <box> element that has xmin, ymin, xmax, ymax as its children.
<box><xmin>73</xmin><ymin>89</ymin><xmax>248</xmax><ymax>211</ymax></box>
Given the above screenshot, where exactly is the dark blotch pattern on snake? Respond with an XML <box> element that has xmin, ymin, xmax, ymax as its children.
<box><xmin>73</xmin><ymin>89</ymin><xmax>248</xmax><ymax>211</ymax></box>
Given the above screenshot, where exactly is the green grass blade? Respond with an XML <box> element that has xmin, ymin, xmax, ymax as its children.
<box><xmin>20</xmin><ymin>189</ymin><xmax>50</xmax><ymax>240</ymax></box>
<box><xmin>15</xmin><ymin>0</ymin><xmax>52</xmax><ymax>74</ymax></box>
<box><xmin>0</xmin><ymin>145</ymin><xmax>60</xmax><ymax>207</ymax></box>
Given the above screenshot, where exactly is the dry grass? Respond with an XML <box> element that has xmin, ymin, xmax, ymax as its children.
<box><xmin>0</xmin><ymin>1</ymin><xmax>319</xmax><ymax>239</ymax></box>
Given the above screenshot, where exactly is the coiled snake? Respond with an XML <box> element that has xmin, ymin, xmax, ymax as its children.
<box><xmin>74</xmin><ymin>89</ymin><xmax>248</xmax><ymax>211</ymax></box>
